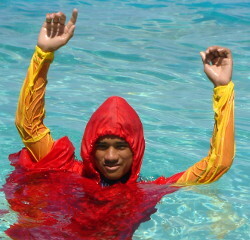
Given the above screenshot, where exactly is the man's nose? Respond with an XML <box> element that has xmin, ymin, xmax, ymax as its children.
<box><xmin>104</xmin><ymin>147</ymin><xmax>119</xmax><ymax>162</ymax></box>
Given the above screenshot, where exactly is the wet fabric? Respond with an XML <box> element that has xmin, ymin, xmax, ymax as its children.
<box><xmin>9</xmin><ymin>137</ymin><xmax>83</xmax><ymax>174</ymax></box>
<box><xmin>3</xmin><ymin>170</ymin><xmax>179</xmax><ymax>240</ymax></box>
<box><xmin>176</xmin><ymin>81</ymin><xmax>235</xmax><ymax>184</ymax></box>
<box><xmin>15</xmin><ymin>46</ymin><xmax>54</xmax><ymax>161</ymax></box>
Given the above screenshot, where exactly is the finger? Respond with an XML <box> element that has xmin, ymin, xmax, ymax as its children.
<box><xmin>217</xmin><ymin>48</ymin><xmax>227</xmax><ymax>57</ymax></box>
<box><xmin>59</xmin><ymin>24</ymin><xmax>76</xmax><ymax>46</ymax></box>
<box><xmin>211</xmin><ymin>57</ymin><xmax>221</xmax><ymax>66</ymax></box>
<box><xmin>53</xmin><ymin>13</ymin><xmax>60</xmax><ymax>24</ymax></box>
<box><xmin>66</xmin><ymin>9</ymin><xmax>78</xmax><ymax>31</ymax></box>
<box><xmin>50</xmin><ymin>13</ymin><xmax>59</xmax><ymax>38</ymax></box>
<box><xmin>206</xmin><ymin>47</ymin><xmax>219</xmax><ymax>59</ymax></box>
<box><xmin>53</xmin><ymin>12</ymin><xmax>65</xmax><ymax>36</ymax></box>
<box><xmin>43</xmin><ymin>13</ymin><xmax>52</xmax><ymax>37</ymax></box>
<box><xmin>199</xmin><ymin>51</ymin><xmax>206</xmax><ymax>63</ymax></box>
<box><xmin>71</xmin><ymin>9</ymin><xmax>78</xmax><ymax>24</ymax></box>
<box><xmin>206</xmin><ymin>46</ymin><xmax>232</xmax><ymax>59</ymax></box>
<box><xmin>67</xmin><ymin>25</ymin><xmax>76</xmax><ymax>38</ymax></box>
<box><xmin>58</xmin><ymin>12</ymin><xmax>66</xmax><ymax>25</ymax></box>
<box><xmin>218</xmin><ymin>47</ymin><xmax>232</xmax><ymax>59</ymax></box>
<box><xmin>204</xmin><ymin>51</ymin><xmax>214</xmax><ymax>64</ymax></box>
<box><xmin>45</xmin><ymin>13</ymin><xmax>52</xmax><ymax>24</ymax></box>
<box><xmin>201</xmin><ymin>54</ymin><xmax>214</xmax><ymax>77</ymax></box>
<box><xmin>56</xmin><ymin>12</ymin><xmax>66</xmax><ymax>35</ymax></box>
<box><xmin>206</xmin><ymin>45</ymin><xmax>221</xmax><ymax>53</ymax></box>
<box><xmin>200</xmin><ymin>51</ymin><xmax>213</xmax><ymax>69</ymax></box>
<box><xmin>213</xmin><ymin>51</ymin><xmax>219</xmax><ymax>58</ymax></box>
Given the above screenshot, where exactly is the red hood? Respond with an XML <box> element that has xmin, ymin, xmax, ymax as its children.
<box><xmin>81</xmin><ymin>96</ymin><xmax>145</xmax><ymax>184</ymax></box>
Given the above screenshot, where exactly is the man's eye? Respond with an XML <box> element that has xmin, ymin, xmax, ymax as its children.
<box><xmin>116</xmin><ymin>144</ymin><xmax>128</xmax><ymax>150</ymax></box>
<box><xmin>95</xmin><ymin>144</ymin><xmax>108</xmax><ymax>150</ymax></box>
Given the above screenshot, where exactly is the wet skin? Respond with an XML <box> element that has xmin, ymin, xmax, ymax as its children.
<box><xmin>94</xmin><ymin>135</ymin><xmax>133</xmax><ymax>180</ymax></box>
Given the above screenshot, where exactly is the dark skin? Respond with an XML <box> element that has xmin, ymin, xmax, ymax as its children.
<box><xmin>94</xmin><ymin>136</ymin><xmax>133</xmax><ymax>181</ymax></box>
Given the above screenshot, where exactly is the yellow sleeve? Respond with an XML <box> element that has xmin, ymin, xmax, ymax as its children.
<box><xmin>15</xmin><ymin>46</ymin><xmax>55</xmax><ymax>162</ymax></box>
<box><xmin>176</xmin><ymin>82</ymin><xmax>235</xmax><ymax>185</ymax></box>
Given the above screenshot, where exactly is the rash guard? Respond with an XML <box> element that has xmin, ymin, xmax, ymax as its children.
<box><xmin>13</xmin><ymin>46</ymin><xmax>235</xmax><ymax>186</ymax></box>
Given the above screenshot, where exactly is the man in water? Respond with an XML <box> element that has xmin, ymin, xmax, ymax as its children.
<box><xmin>13</xmin><ymin>9</ymin><xmax>234</xmax><ymax>187</ymax></box>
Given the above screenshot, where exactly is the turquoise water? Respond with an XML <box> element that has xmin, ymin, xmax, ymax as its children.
<box><xmin>0</xmin><ymin>0</ymin><xmax>249</xmax><ymax>239</ymax></box>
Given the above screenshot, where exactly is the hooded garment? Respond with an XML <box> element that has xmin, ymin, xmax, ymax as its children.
<box><xmin>81</xmin><ymin>96</ymin><xmax>146</xmax><ymax>184</ymax></box>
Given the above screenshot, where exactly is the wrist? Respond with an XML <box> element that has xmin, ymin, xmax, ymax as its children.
<box><xmin>36</xmin><ymin>43</ymin><xmax>57</xmax><ymax>53</ymax></box>
<box><xmin>35</xmin><ymin>46</ymin><xmax>54</xmax><ymax>61</ymax></box>
<box><xmin>213</xmin><ymin>80</ymin><xmax>231</xmax><ymax>88</ymax></box>
<box><xmin>214</xmin><ymin>81</ymin><xmax>234</xmax><ymax>94</ymax></box>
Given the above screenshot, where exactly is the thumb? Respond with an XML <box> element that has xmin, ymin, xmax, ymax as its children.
<box><xmin>68</xmin><ymin>25</ymin><xmax>76</xmax><ymax>38</ymax></box>
<box><xmin>199</xmin><ymin>51</ymin><xmax>206</xmax><ymax>64</ymax></box>
<box><xmin>199</xmin><ymin>51</ymin><xmax>213</xmax><ymax>81</ymax></box>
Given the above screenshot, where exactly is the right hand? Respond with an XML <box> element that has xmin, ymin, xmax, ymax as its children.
<box><xmin>37</xmin><ymin>9</ymin><xmax>78</xmax><ymax>52</ymax></box>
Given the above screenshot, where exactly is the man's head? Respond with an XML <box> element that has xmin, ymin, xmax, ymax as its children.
<box><xmin>81</xmin><ymin>96</ymin><xmax>145</xmax><ymax>184</ymax></box>
<box><xmin>94</xmin><ymin>135</ymin><xmax>133</xmax><ymax>180</ymax></box>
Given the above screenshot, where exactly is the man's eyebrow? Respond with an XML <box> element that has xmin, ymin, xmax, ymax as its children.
<box><xmin>95</xmin><ymin>141</ymin><xmax>107</xmax><ymax>145</ymax></box>
<box><xmin>116</xmin><ymin>141</ymin><xmax>129</xmax><ymax>145</ymax></box>
<box><xmin>95</xmin><ymin>139</ymin><xmax>129</xmax><ymax>145</ymax></box>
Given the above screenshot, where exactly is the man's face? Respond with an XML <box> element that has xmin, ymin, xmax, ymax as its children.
<box><xmin>94</xmin><ymin>135</ymin><xmax>133</xmax><ymax>180</ymax></box>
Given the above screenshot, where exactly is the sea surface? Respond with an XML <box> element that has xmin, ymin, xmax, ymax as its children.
<box><xmin>0</xmin><ymin>0</ymin><xmax>249</xmax><ymax>239</ymax></box>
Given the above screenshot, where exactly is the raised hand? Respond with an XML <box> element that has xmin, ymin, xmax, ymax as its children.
<box><xmin>200</xmin><ymin>46</ymin><xmax>233</xmax><ymax>87</ymax></box>
<box><xmin>37</xmin><ymin>9</ymin><xmax>78</xmax><ymax>52</ymax></box>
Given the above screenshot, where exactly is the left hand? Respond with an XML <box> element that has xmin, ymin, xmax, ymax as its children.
<box><xmin>200</xmin><ymin>46</ymin><xmax>233</xmax><ymax>87</ymax></box>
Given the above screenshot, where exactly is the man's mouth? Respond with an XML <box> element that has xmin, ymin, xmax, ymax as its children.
<box><xmin>104</xmin><ymin>164</ymin><xmax>120</xmax><ymax>171</ymax></box>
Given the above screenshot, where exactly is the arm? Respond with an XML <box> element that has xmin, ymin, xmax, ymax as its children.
<box><xmin>15</xmin><ymin>9</ymin><xmax>78</xmax><ymax>161</ymax></box>
<box><xmin>176</xmin><ymin>46</ymin><xmax>234</xmax><ymax>185</ymax></box>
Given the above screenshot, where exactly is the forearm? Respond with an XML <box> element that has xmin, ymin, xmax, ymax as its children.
<box><xmin>15</xmin><ymin>46</ymin><xmax>55</xmax><ymax>161</ymax></box>
<box><xmin>176</xmin><ymin>82</ymin><xmax>235</xmax><ymax>185</ymax></box>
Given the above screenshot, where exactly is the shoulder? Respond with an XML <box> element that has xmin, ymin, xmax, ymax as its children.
<box><xmin>9</xmin><ymin>136</ymin><xmax>83</xmax><ymax>174</ymax></box>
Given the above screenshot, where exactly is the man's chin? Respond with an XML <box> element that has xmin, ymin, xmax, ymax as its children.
<box><xmin>103</xmin><ymin>172</ymin><xmax>123</xmax><ymax>181</ymax></box>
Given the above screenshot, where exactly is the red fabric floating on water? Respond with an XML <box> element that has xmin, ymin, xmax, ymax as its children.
<box><xmin>3</xmin><ymin>170</ymin><xmax>180</xmax><ymax>240</ymax></box>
